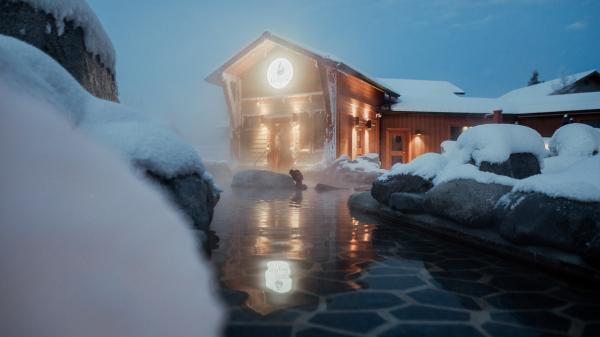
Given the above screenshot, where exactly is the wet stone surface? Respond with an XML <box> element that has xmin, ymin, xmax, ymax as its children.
<box><xmin>210</xmin><ymin>188</ymin><xmax>600</xmax><ymax>337</ymax></box>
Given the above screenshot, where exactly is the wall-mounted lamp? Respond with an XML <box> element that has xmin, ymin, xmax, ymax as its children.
<box><xmin>415</xmin><ymin>130</ymin><xmax>424</xmax><ymax>136</ymax></box>
<box><xmin>366</xmin><ymin>120</ymin><xmax>373</xmax><ymax>129</ymax></box>
<box><xmin>375</xmin><ymin>113</ymin><xmax>383</xmax><ymax>119</ymax></box>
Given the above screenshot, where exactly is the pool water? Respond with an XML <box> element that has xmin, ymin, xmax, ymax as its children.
<box><xmin>209</xmin><ymin>187</ymin><xmax>600</xmax><ymax>337</ymax></box>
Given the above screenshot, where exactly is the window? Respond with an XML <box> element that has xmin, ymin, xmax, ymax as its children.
<box><xmin>450</xmin><ymin>126</ymin><xmax>461</xmax><ymax>141</ymax></box>
<box><xmin>392</xmin><ymin>135</ymin><xmax>403</xmax><ymax>151</ymax></box>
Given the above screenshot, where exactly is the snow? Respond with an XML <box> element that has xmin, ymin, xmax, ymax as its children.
<box><xmin>441</xmin><ymin>140</ymin><xmax>459</xmax><ymax>157</ymax></box>
<box><xmin>338</xmin><ymin>154</ymin><xmax>383</xmax><ymax>173</ymax></box>
<box><xmin>0</xmin><ymin>35</ymin><xmax>209</xmax><ymax>181</ymax></box>
<box><xmin>513</xmin><ymin>156</ymin><xmax>600</xmax><ymax>202</ymax></box>
<box><xmin>11</xmin><ymin>0</ymin><xmax>116</xmax><ymax>72</ymax></box>
<box><xmin>0</xmin><ymin>83</ymin><xmax>223</xmax><ymax>336</ymax></box>
<box><xmin>456</xmin><ymin>124</ymin><xmax>546</xmax><ymax>165</ymax></box>
<box><xmin>549</xmin><ymin>123</ymin><xmax>600</xmax><ymax>157</ymax></box>
<box><xmin>379</xmin><ymin>153</ymin><xmax>448</xmax><ymax>181</ymax></box>
<box><xmin>434</xmin><ymin>162</ymin><xmax>517</xmax><ymax>186</ymax></box>
<box><xmin>388</xmin><ymin>70</ymin><xmax>600</xmax><ymax>115</ymax></box>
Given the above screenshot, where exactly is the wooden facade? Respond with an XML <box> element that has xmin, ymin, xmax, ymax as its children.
<box><xmin>208</xmin><ymin>32</ymin><xmax>600</xmax><ymax>172</ymax></box>
<box><xmin>207</xmin><ymin>32</ymin><xmax>398</xmax><ymax>172</ymax></box>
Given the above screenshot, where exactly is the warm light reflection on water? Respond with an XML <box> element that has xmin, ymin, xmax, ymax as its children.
<box><xmin>211</xmin><ymin>188</ymin><xmax>376</xmax><ymax>315</ymax></box>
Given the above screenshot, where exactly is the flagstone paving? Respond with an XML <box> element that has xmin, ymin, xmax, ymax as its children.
<box><xmin>209</xmin><ymin>188</ymin><xmax>600</xmax><ymax>337</ymax></box>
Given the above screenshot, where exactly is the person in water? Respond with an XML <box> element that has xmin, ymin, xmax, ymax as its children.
<box><xmin>289</xmin><ymin>169</ymin><xmax>307</xmax><ymax>190</ymax></box>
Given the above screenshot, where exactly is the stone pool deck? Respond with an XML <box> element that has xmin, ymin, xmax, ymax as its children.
<box><xmin>349</xmin><ymin>191</ymin><xmax>600</xmax><ymax>283</ymax></box>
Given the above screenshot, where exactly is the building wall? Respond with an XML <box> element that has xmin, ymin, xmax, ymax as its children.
<box><xmin>380</xmin><ymin>112</ymin><xmax>490</xmax><ymax>167</ymax></box>
<box><xmin>515</xmin><ymin>111</ymin><xmax>600</xmax><ymax>137</ymax></box>
<box><xmin>336</xmin><ymin>72</ymin><xmax>386</xmax><ymax>159</ymax></box>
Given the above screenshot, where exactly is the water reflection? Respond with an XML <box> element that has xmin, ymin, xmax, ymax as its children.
<box><xmin>213</xmin><ymin>188</ymin><xmax>375</xmax><ymax>314</ymax></box>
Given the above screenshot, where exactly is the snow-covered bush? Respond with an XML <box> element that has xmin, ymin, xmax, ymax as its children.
<box><xmin>549</xmin><ymin>123</ymin><xmax>600</xmax><ymax>157</ymax></box>
<box><xmin>0</xmin><ymin>82</ymin><xmax>223</xmax><ymax>336</ymax></box>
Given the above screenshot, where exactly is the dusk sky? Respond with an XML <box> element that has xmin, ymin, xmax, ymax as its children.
<box><xmin>87</xmin><ymin>0</ymin><xmax>599</xmax><ymax>150</ymax></box>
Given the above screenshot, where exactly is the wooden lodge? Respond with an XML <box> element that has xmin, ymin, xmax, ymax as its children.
<box><xmin>207</xmin><ymin>32</ymin><xmax>600</xmax><ymax>170</ymax></box>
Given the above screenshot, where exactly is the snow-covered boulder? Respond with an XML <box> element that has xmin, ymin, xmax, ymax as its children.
<box><xmin>0</xmin><ymin>86</ymin><xmax>223</xmax><ymax>336</ymax></box>
<box><xmin>478</xmin><ymin>153</ymin><xmax>541</xmax><ymax>179</ymax></box>
<box><xmin>389</xmin><ymin>192</ymin><xmax>426</xmax><ymax>213</ymax></box>
<box><xmin>1</xmin><ymin>0</ymin><xmax>118</xmax><ymax>101</ymax></box>
<box><xmin>425</xmin><ymin>179</ymin><xmax>512</xmax><ymax>228</ymax></box>
<box><xmin>496</xmin><ymin>192</ymin><xmax>600</xmax><ymax>264</ymax></box>
<box><xmin>0</xmin><ymin>35</ymin><xmax>219</xmax><ymax>231</ymax></box>
<box><xmin>372</xmin><ymin>174</ymin><xmax>433</xmax><ymax>206</ymax></box>
<box><xmin>457</xmin><ymin>124</ymin><xmax>544</xmax><ymax>179</ymax></box>
<box><xmin>231</xmin><ymin>170</ymin><xmax>296</xmax><ymax>189</ymax></box>
<box><xmin>311</xmin><ymin>154</ymin><xmax>385</xmax><ymax>185</ymax></box>
<box><xmin>549</xmin><ymin>123</ymin><xmax>600</xmax><ymax>157</ymax></box>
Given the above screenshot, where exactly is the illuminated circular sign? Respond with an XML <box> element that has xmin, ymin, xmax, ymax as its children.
<box><xmin>267</xmin><ymin>58</ymin><xmax>294</xmax><ymax>89</ymax></box>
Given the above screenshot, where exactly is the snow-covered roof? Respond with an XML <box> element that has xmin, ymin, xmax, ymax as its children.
<box><xmin>206</xmin><ymin>31</ymin><xmax>400</xmax><ymax>98</ymax></box>
<box><xmin>378</xmin><ymin>78</ymin><xmax>465</xmax><ymax>97</ymax></box>
<box><xmin>500</xmin><ymin>69</ymin><xmax>597</xmax><ymax>100</ymax></box>
<box><xmin>389</xmin><ymin>70</ymin><xmax>600</xmax><ymax>115</ymax></box>
<box><xmin>13</xmin><ymin>0</ymin><xmax>116</xmax><ymax>72</ymax></box>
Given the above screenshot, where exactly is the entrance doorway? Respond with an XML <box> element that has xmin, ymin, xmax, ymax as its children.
<box><xmin>267</xmin><ymin>119</ymin><xmax>294</xmax><ymax>172</ymax></box>
<box><xmin>385</xmin><ymin>129</ymin><xmax>409</xmax><ymax>168</ymax></box>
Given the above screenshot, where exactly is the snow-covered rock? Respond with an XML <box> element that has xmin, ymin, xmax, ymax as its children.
<box><xmin>496</xmin><ymin>192</ymin><xmax>600</xmax><ymax>264</ymax></box>
<box><xmin>0</xmin><ymin>35</ymin><xmax>219</xmax><ymax>230</ymax></box>
<box><xmin>549</xmin><ymin>123</ymin><xmax>600</xmax><ymax>157</ymax></box>
<box><xmin>457</xmin><ymin>124</ymin><xmax>546</xmax><ymax>166</ymax></box>
<box><xmin>0</xmin><ymin>85</ymin><xmax>223</xmax><ymax>336</ymax></box>
<box><xmin>372</xmin><ymin>174</ymin><xmax>433</xmax><ymax>206</ymax></box>
<box><xmin>1</xmin><ymin>0</ymin><xmax>118</xmax><ymax>100</ymax></box>
<box><xmin>379</xmin><ymin>153</ymin><xmax>447</xmax><ymax>182</ymax></box>
<box><xmin>425</xmin><ymin>179</ymin><xmax>512</xmax><ymax>228</ymax></box>
<box><xmin>478</xmin><ymin>153</ymin><xmax>541</xmax><ymax>179</ymax></box>
<box><xmin>513</xmin><ymin>156</ymin><xmax>600</xmax><ymax>202</ymax></box>
<box><xmin>231</xmin><ymin>170</ymin><xmax>296</xmax><ymax>189</ymax></box>
<box><xmin>310</xmin><ymin>154</ymin><xmax>385</xmax><ymax>185</ymax></box>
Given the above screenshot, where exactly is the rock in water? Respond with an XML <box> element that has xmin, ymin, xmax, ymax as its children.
<box><xmin>425</xmin><ymin>179</ymin><xmax>511</xmax><ymax>228</ymax></box>
<box><xmin>389</xmin><ymin>192</ymin><xmax>426</xmax><ymax>213</ymax></box>
<box><xmin>371</xmin><ymin>174</ymin><xmax>433</xmax><ymax>205</ymax></box>
<box><xmin>496</xmin><ymin>192</ymin><xmax>600</xmax><ymax>262</ymax></box>
<box><xmin>147</xmin><ymin>172</ymin><xmax>220</xmax><ymax>232</ymax></box>
<box><xmin>478</xmin><ymin>153</ymin><xmax>541</xmax><ymax>179</ymax></box>
<box><xmin>0</xmin><ymin>0</ymin><xmax>118</xmax><ymax>101</ymax></box>
<box><xmin>231</xmin><ymin>170</ymin><xmax>296</xmax><ymax>189</ymax></box>
<box><xmin>315</xmin><ymin>183</ymin><xmax>347</xmax><ymax>192</ymax></box>
<box><xmin>348</xmin><ymin>192</ymin><xmax>381</xmax><ymax>213</ymax></box>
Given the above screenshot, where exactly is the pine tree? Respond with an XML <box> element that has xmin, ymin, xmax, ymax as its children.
<box><xmin>528</xmin><ymin>70</ymin><xmax>541</xmax><ymax>86</ymax></box>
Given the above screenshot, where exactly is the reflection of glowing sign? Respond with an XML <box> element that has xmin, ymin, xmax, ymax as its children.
<box><xmin>265</xmin><ymin>261</ymin><xmax>292</xmax><ymax>293</ymax></box>
<box><xmin>267</xmin><ymin>58</ymin><xmax>294</xmax><ymax>89</ymax></box>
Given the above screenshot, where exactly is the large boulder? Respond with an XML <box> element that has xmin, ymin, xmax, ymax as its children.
<box><xmin>496</xmin><ymin>192</ymin><xmax>600</xmax><ymax>262</ymax></box>
<box><xmin>389</xmin><ymin>192</ymin><xmax>426</xmax><ymax>213</ymax></box>
<box><xmin>425</xmin><ymin>179</ymin><xmax>511</xmax><ymax>228</ymax></box>
<box><xmin>0</xmin><ymin>0</ymin><xmax>118</xmax><ymax>101</ymax></box>
<box><xmin>231</xmin><ymin>170</ymin><xmax>295</xmax><ymax>189</ymax></box>
<box><xmin>371</xmin><ymin>174</ymin><xmax>433</xmax><ymax>205</ymax></box>
<box><xmin>348</xmin><ymin>192</ymin><xmax>381</xmax><ymax>213</ymax></box>
<box><xmin>478</xmin><ymin>153</ymin><xmax>540</xmax><ymax>179</ymax></box>
<box><xmin>147</xmin><ymin>172</ymin><xmax>220</xmax><ymax>232</ymax></box>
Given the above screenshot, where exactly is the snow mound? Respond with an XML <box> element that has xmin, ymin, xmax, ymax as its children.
<box><xmin>338</xmin><ymin>154</ymin><xmax>383</xmax><ymax>173</ymax></box>
<box><xmin>0</xmin><ymin>85</ymin><xmax>223</xmax><ymax>336</ymax></box>
<box><xmin>441</xmin><ymin>140</ymin><xmax>459</xmax><ymax>157</ymax></box>
<box><xmin>379</xmin><ymin>153</ymin><xmax>448</xmax><ymax>181</ymax></box>
<box><xmin>549</xmin><ymin>123</ymin><xmax>600</xmax><ymax>157</ymax></box>
<box><xmin>513</xmin><ymin>156</ymin><xmax>600</xmax><ymax>202</ymax></box>
<box><xmin>434</xmin><ymin>162</ymin><xmax>517</xmax><ymax>186</ymax></box>
<box><xmin>457</xmin><ymin>124</ymin><xmax>546</xmax><ymax>165</ymax></box>
<box><xmin>0</xmin><ymin>35</ymin><xmax>205</xmax><ymax>179</ymax></box>
<box><xmin>12</xmin><ymin>0</ymin><xmax>116</xmax><ymax>72</ymax></box>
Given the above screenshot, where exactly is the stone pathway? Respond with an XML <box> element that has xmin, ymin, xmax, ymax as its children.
<box><xmin>210</xmin><ymin>188</ymin><xmax>600</xmax><ymax>337</ymax></box>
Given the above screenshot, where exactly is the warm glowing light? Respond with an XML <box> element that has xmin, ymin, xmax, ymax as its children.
<box><xmin>267</xmin><ymin>58</ymin><xmax>294</xmax><ymax>89</ymax></box>
<box><xmin>462</xmin><ymin>126</ymin><xmax>470</xmax><ymax>132</ymax></box>
<box><xmin>265</xmin><ymin>261</ymin><xmax>292</xmax><ymax>293</ymax></box>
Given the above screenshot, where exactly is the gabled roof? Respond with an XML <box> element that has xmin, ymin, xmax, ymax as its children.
<box><xmin>378</xmin><ymin>78</ymin><xmax>465</xmax><ymax>97</ymax></box>
<box><xmin>205</xmin><ymin>31</ymin><xmax>399</xmax><ymax>98</ymax></box>
<box><xmin>389</xmin><ymin>70</ymin><xmax>600</xmax><ymax>115</ymax></box>
<box><xmin>500</xmin><ymin>69</ymin><xmax>599</xmax><ymax>100</ymax></box>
